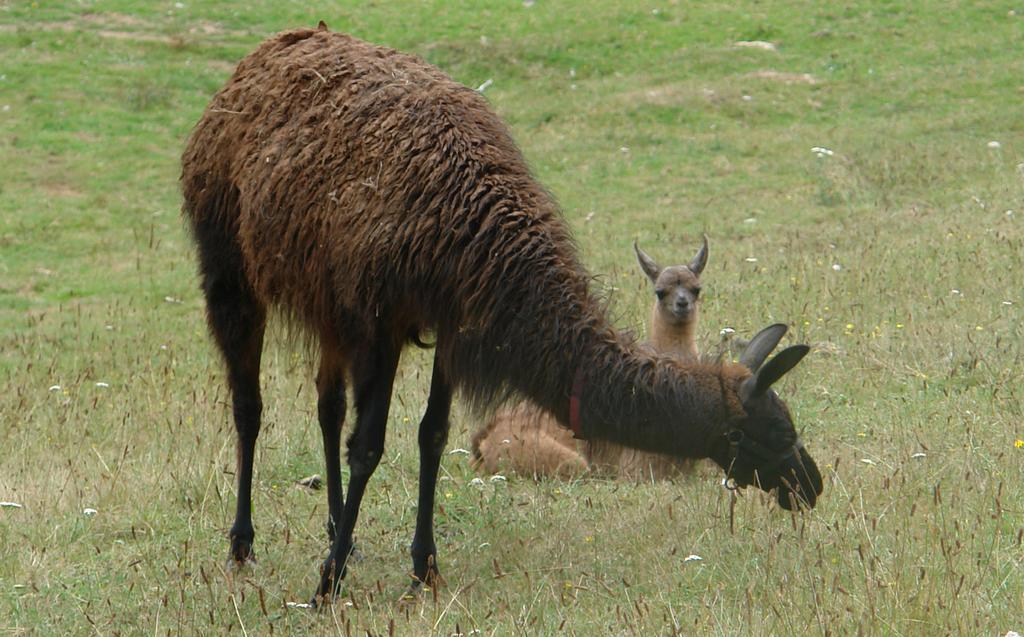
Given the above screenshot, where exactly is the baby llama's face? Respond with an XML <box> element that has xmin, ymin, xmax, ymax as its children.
<box><xmin>653</xmin><ymin>266</ymin><xmax>701</xmax><ymax>326</ymax></box>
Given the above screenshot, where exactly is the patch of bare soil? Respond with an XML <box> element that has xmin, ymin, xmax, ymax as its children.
<box><xmin>41</xmin><ymin>182</ymin><xmax>83</xmax><ymax>198</ymax></box>
<box><xmin>747</xmin><ymin>70</ymin><xmax>820</xmax><ymax>85</ymax></box>
<box><xmin>80</xmin><ymin>12</ymin><xmax>150</xmax><ymax>29</ymax></box>
<box><xmin>734</xmin><ymin>40</ymin><xmax>778</xmax><ymax>52</ymax></box>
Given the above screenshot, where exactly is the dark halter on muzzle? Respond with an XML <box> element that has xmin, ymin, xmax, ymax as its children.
<box><xmin>723</xmin><ymin>429</ymin><xmax>801</xmax><ymax>490</ymax></box>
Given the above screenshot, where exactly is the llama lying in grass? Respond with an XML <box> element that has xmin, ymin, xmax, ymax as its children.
<box><xmin>472</xmin><ymin>237</ymin><xmax>709</xmax><ymax>480</ymax></box>
<box><xmin>181</xmin><ymin>24</ymin><xmax>823</xmax><ymax>603</ymax></box>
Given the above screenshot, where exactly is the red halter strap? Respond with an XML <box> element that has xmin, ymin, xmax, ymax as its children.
<box><xmin>569</xmin><ymin>368</ymin><xmax>586</xmax><ymax>439</ymax></box>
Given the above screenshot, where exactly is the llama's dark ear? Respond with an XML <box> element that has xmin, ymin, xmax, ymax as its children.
<box><xmin>634</xmin><ymin>240</ymin><xmax>661</xmax><ymax>284</ymax></box>
<box><xmin>742</xmin><ymin>345</ymin><xmax>810</xmax><ymax>401</ymax></box>
<box><xmin>689</xmin><ymin>234</ymin><xmax>709</xmax><ymax>276</ymax></box>
<box><xmin>317</xmin><ymin>20</ymin><xmax>329</xmax><ymax>31</ymax></box>
<box><xmin>739</xmin><ymin>323</ymin><xmax>788</xmax><ymax>372</ymax></box>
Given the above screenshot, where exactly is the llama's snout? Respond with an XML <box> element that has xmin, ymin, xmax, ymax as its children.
<box><xmin>673</xmin><ymin>297</ymin><xmax>692</xmax><ymax>316</ymax></box>
<box><xmin>666</xmin><ymin>293</ymin><xmax>695</xmax><ymax>321</ymax></box>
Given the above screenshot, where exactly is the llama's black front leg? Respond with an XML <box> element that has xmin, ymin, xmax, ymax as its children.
<box><xmin>228</xmin><ymin>379</ymin><xmax>263</xmax><ymax>563</ymax></box>
<box><xmin>314</xmin><ymin>339</ymin><xmax>400</xmax><ymax>603</ymax></box>
<box><xmin>220</xmin><ymin>314</ymin><xmax>265</xmax><ymax>563</ymax></box>
<box><xmin>409</xmin><ymin>355</ymin><xmax>453</xmax><ymax>591</ymax></box>
<box><xmin>316</xmin><ymin>355</ymin><xmax>347</xmax><ymax>541</ymax></box>
<box><xmin>201</xmin><ymin>277</ymin><xmax>266</xmax><ymax>563</ymax></box>
<box><xmin>193</xmin><ymin>209</ymin><xmax>267</xmax><ymax>565</ymax></box>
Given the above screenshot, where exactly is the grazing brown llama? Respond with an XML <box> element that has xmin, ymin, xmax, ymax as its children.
<box><xmin>181</xmin><ymin>25</ymin><xmax>824</xmax><ymax>603</ymax></box>
<box><xmin>472</xmin><ymin>237</ymin><xmax>710</xmax><ymax>480</ymax></box>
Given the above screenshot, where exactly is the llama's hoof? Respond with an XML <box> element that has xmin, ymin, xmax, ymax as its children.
<box><xmin>227</xmin><ymin>544</ymin><xmax>256</xmax><ymax>569</ymax></box>
<box><xmin>225</xmin><ymin>554</ymin><xmax>257</xmax><ymax>574</ymax></box>
<box><xmin>311</xmin><ymin>579</ymin><xmax>340</xmax><ymax>607</ymax></box>
<box><xmin>313</xmin><ymin>554</ymin><xmax>347</xmax><ymax>603</ymax></box>
<box><xmin>229</xmin><ymin>523</ymin><xmax>255</xmax><ymax>564</ymax></box>
<box><xmin>397</xmin><ymin>580</ymin><xmax>434</xmax><ymax>606</ymax></box>
<box><xmin>401</xmin><ymin>566</ymin><xmax>443</xmax><ymax>604</ymax></box>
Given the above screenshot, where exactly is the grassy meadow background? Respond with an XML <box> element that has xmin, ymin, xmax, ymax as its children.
<box><xmin>1</xmin><ymin>1</ymin><xmax>1023</xmax><ymax>634</ymax></box>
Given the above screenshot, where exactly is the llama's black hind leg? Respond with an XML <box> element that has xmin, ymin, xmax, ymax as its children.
<box><xmin>408</xmin><ymin>352</ymin><xmax>453</xmax><ymax>596</ymax></box>
<box><xmin>192</xmin><ymin>214</ymin><xmax>267</xmax><ymax>564</ymax></box>
<box><xmin>314</xmin><ymin>337</ymin><xmax>400</xmax><ymax>603</ymax></box>
<box><xmin>316</xmin><ymin>351</ymin><xmax>347</xmax><ymax>542</ymax></box>
<box><xmin>221</xmin><ymin>310</ymin><xmax>265</xmax><ymax>564</ymax></box>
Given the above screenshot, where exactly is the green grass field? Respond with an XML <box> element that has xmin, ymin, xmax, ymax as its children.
<box><xmin>2</xmin><ymin>1</ymin><xmax>1023</xmax><ymax>634</ymax></box>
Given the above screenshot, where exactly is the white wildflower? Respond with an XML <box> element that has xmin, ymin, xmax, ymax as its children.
<box><xmin>83</xmin><ymin>508</ymin><xmax>98</xmax><ymax>516</ymax></box>
<box><xmin>683</xmin><ymin>554</ymin><xmax>703</xmax><ymax>562</ymax></box>
<box><xmin>987</xmin><ymin>140</ymin><xmax>1001</xmax><ymax>149</ymax></box>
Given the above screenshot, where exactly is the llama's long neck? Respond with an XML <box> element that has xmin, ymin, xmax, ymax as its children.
<box><xmin>566</xmin><ymin>335</ymin><xmax>744</xmax><ymax>458</ymax></box>
<box><xmin>648</xmin><ymin>304</ymin><xmax>699</xmax><ymax>360</ymax></box>
<box><xmin>454</xmin><ymin>288</ymin><xmax>741</xmax><ymax>460</ymax></box>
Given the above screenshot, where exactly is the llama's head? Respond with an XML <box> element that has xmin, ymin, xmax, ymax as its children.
<box><xmin>634</xmin><ymin>236</ymin><xmax>708</xmax><ymax>328</ymax></box>
<box><xmin>708</xmin><ymin>324</ymin><xmax>824</xmax><ymax>510</ymax></box>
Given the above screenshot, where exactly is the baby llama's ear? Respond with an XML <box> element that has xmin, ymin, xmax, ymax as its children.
<box><xmin>634</xmin><ymin>240</ymin><xmax>661</xmax><ymax>284</ymax></box>
<box><xmin>689</xmin><ymin>234</ymin><xmax>709</xmax><ymax>276</ymax></box>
